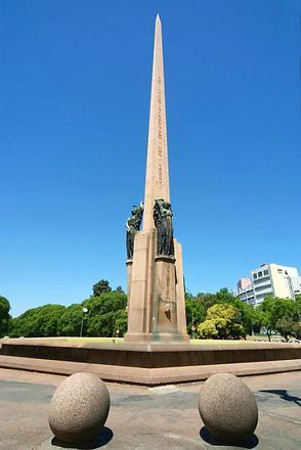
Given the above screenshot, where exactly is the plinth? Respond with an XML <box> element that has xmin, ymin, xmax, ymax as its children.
<box><xmin>126</xmin><ymin>230</ymin><xmax>188</xmax><ymax>343</ymax></box>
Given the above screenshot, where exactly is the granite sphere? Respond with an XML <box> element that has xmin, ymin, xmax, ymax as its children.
<box><xmin>49</xmin><ymin>372</ymin><xmax>110</xmax><ymax>444</ymax></box>
<box><xmin>198</xmin><ymin>372</ymin><xmax>258</xmax><ymax>445</ymax></box>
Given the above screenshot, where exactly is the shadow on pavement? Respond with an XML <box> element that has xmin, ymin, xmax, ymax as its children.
<box><xmin>199</xmin><ymin>427</ymin><xmax>259</xmax><ymax>449</ymax></box>
<box><xmin>259</xmin><ymin>390</ymin><xmax>301</xmax><ymax>407</ymax></box>
<box><xmin>51</xmin><ymin>427</ymin><xmax>113</xmax><ymax>449</ymax></box>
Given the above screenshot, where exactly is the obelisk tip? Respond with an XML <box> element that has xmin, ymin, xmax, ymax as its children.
<box><xmin>156</xmin><ymin>13</ymin><xmax>161</xmax><ymax>23</ymax></box>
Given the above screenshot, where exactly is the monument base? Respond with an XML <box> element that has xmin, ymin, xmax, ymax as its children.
<box><xmin>125</xmin><ymin>332</ymin><xmax>190</xmax><ymax>344</ymax></box>
<box><xmin>1</xmin><ymin>338</ymin><xmax>301</xmax><ymax>385</ymax></box>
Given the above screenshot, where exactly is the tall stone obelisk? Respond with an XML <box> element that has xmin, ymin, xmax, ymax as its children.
<box><xmin>125</xmin><ymin>15</ymin><xmax>188</xmax><ymax>343</ymax></box>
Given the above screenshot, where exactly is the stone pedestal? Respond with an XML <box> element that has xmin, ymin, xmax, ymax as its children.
<box><xmin>125</xmin><ymin>230</ymin><xmax>189</xmax><ymax>343</ymax></box>
<box><xmin>153</xmin><ymin>256</ymin><xmax>177</xmax><ymax>334</ymax></box>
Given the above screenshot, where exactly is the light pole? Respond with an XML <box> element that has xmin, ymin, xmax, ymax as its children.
<box><xmin>80</xmin><ymin>307</ymin><xmax>89</xmax><ymax>338</ymax></box>
<box><xmin>191</xmin><ymin>312</ymin><xmax>196</xmax><ymax>339</ymax></box>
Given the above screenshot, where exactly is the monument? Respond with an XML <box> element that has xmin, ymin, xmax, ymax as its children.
<box><xmin>125</xmin><ymin>15</ymin><xmax>189</xmax><ymax>343</ymax></box>
<box><xmin>1</xmin><ymin>15</ymin><xmax>300</xmax><ymax>386</ymax></box>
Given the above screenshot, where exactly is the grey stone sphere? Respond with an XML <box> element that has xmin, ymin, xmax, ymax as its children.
<box><xmin>49</xmin><ymin>372</ymin><xmax>110</xmax><ymax>444</ymax></box>
<box><xmin>198</xmin><ymin>372</ymin><xmax>258</xmax><ymax>445</ymax></box>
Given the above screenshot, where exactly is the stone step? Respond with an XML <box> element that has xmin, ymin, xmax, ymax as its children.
<box><xmin>0</xmin><ymin>355</ymin><xmax>300</xmax><ymax>386</ymax></box>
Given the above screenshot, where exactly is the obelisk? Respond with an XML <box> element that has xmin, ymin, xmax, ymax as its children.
<box><xmin>125</xmin><ymin>15</ymin><xmax>189</xmax><ymax>343</ymax></box>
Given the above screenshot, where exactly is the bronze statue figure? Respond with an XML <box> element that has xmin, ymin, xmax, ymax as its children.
<box><xmin>154</xmin><ymin>198</ymin><xmax>174</xmax><ymax>257</ymax></box>
<box><xmin>126</xmin><ymin>202</ymin><xmax>144</xmax><ymax>259</ymax></box>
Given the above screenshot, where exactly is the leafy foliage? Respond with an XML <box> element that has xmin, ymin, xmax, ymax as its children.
<box><xmin>186</xmin><ymin>289</ymin><xmax>251</xmax><ymax>338</ymax></box>
<box><xmin>9</xmin><ymin>280</ymin><xmax>128</xmax><ymax>338</ymax></box>
<box><xmin>257</xmin><ymin>296</ymin><xmax>300</xmax><ymax>341</ymax></box>
<box><xmin>92</xmin><ymin>279</ymin><xmax>112</xmax><ymax>296</ymax></box>
<box><xmin>185</xmin><ymin>297</ymin><xmax>206</xmax><ymax>335</ymax></box>
<box><xmin>0</xmin><ymin>295</ymin><xmax>11</xmax><ymax>337</ymax></box>
<box><xmin>8</xmin><ymin>282</ymin><xmax>300</xmax><ymax>341</ymax></box>
<box><xmin>10</xmin><ymin>304</ymin><xmax>66</xmax><ymax>337</ymax></box>
<box><xmin>186</xmin><ymin>288</ymin><xmax>301</xmax><ymax>341</ymax></box>
<box><xmin>57</xmin><ymin>304</ymin><xmax>84</xmax><ymax>336</ymax></box>
<box><xmin>83</xmin><ymin>292</ymin><xmax>127</xmax><ymax>337</ymax></box>
<box><xmin>197</xmin><ymin>303</ymin><xmax>243</xmax><ymax>339</ymax></box>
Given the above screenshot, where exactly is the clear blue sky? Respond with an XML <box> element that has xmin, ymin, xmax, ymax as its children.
<box><xmin>1</xmin><ymin>0</ymin><xmax>300</xmax><ymax>317</ymax></box>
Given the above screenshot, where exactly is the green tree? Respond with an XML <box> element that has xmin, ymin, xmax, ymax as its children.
<box><xmin>115</xmin><ymin>286</ymin><xmax>125</xmax><ymax>294</ymax></box>
<box><xmin>221</xmin><ymin>297</ymin><xmax>253</xmax><ymax>336</ymax></box>
<box><xmin>83</xmin><ymin>292</ymin><xmax>127</xmax><ymax>337</ymax></box>
<box><xmin>10</xmin><ymin>304</ymin><xmax>65</xmax><ymax>337</ymax></box>
<box><xmin>0</xmin><ymin>295</ymin><xmax>11</xmax><ymax>337</ymax></box>
<box><xmin>275</xmin><ymin>316</ymin><xmax>294</xmax><ymax>342</ymax></box>
<box><xmin>212</xmin><ymin>288</ymin><xmax>254</xmax><ymax>336</ymax></box>
<box><xmin>196</xmin><ymin>293</ymin><xmax>218</xmax><ymax>310</ymax></box>
<box><xmin>258</xmin><ymin>296</ymin><xmax>296</xmax><ymax>341</ymax></box>
<box><xmin>57</xmin><ymin>304</ymin><xmax>84</xmax><ymax>336</ymax></box>
<box><xmin>292</xmin><ymin>295</ymin><xmax>301</xmax><ymax>338</ymax></box>
<box><xmin>92</xmin><ymin>279</ymin><xmax>112</xmax><ymax>296</ymax></box>
<box><xmin>114</xmin><ymin>309</ymin><xmax>128</xmax><ymax>336</ymax></box>
<box><xmin>197</xmin><ymin>319</ymin><xmax>219</xmax><ymax>338</ymax></box>
<box><xmin>216</xmin><ymin>288</ymin><xmax>236</xmax><ymax>303</ymax></box>
<box><xmin>197</xmin><ymin>303</ymin><xmax>243</xmax><ymax>339</ymax></box>
<box><xmin>185</xmin><ymin>297</ymin><xmax>206</xmax><ymax>336</ymax></box>
<box><xmin>251</xmin><ymin>307</ymin><xmax>264</xmax><ymax>334</ymax></box>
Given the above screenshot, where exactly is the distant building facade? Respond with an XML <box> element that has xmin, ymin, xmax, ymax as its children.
<box><xmin>237</xmin><ymin>263</ymin><xmax>301</xmax><ymax>306</ymax></box>
<box><xmin>237</xmin><ymin>278</ymin><xmax>255</xmax><ymax>305</ymax></box>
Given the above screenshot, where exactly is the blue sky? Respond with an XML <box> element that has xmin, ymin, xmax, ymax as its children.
<box><xmin>1</xmin><ymin>0</ymin><xmax>300</xmax><ymax>316</ymax></box>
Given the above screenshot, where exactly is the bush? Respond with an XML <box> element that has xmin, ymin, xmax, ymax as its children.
<box><xmin>197</xmin><ymin>303</ymin><xmax>244</xmax><ymax>339</ymax></box>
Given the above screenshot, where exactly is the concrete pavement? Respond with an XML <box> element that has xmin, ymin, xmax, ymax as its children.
<box><xmin>0</xmin><ymin>369</ymin><xmax>300</xmax><ymax>450</ymax></box>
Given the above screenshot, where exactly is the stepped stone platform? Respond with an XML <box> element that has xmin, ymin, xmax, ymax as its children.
<box><xmin>0</xmin><ymin>338</ymin><xmax>300</xmax><ymax>385</ymax></box>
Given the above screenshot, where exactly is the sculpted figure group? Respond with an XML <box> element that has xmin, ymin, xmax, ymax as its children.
<box><xmin>125</xmin><ymin>202</ymin><xmax>144</xmax><ymax>260</ymax></box>
<box><xmin>153</xmin><ymin>198</ymin><xmax>174</xmax><ymax>257</ymax></box>
<box><xmin>126</xmin><ymin>198</ymin><xmax>174</xmax><ymax>260</ymax></box>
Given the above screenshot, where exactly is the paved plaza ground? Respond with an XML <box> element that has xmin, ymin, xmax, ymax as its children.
<box><xmin>0</xmin><ymin>368</ymin><xmax>300</xmax><ymax>450</ymax></box>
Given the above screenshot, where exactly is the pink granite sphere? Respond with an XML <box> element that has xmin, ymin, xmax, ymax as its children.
<box><xmin>49</xmin><ymin>372</ymin><xmax>110</xmax><ymax>444</ymax></box>
<box><xmin>198</xmin><ymin>373</ymin><xmax>258</xmax><ymax>445</ymax></box>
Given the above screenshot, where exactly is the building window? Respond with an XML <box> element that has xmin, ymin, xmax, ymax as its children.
<box><xmin>253</xmin><ymin>276</ymin><xmax>270</xmax><ymax>285</ymax></box>
<box><xmin>254</xmin><ymin>283</ymin><xmax>272</xmax><ymax>292</ymax></box>
<box><xmin>264</xmin><ymin>269</ymin><xmax>268</xmax><ymax>276</ymax></box>
<box><xmin>258</xmin><ymin>271</ymin><xmax>262</xmax><ymax>278</ymax></box>
<box><xmin>277</xmin><ymin>269</ymin><xmax>283</xmax><ymax>274</ymax></box>
<box><xmin>253</xmin><ymin>273</ymin><xmax>257</xmax><ymax>279</ymax></box>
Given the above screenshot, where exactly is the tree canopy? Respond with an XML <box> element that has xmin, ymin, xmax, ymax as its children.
<box><xmin>92</xmin><ymin>279</ymin><xmax>112</xmax><ymax>296</ymax></box>
<box><xmin>197</xmin><ymin>303</ymin><xmax>243</xmax><ymax>339</ymax></box>
<box><xmin>82</xmin><ymin>291</ymin><xmax>127</xmax><ymax>337</ymax></box>
<box><xmin>7</xmin><ymin>283</ymin><xmax>301</xmax><ymax>341</ymax></box>
<box><xmin>0</xmin><ymin>295</ymin><xmax>11</xmax><ymax>337</ymax></box>
<box><xmin>9</xmin><ymin>304</ymin><xmax>66</xmax><ymax>337</ymax></box>
<box><xmin>257</xmin><ymin>296</ymin><xmax>300</xmax><ymax>341</ymax></box>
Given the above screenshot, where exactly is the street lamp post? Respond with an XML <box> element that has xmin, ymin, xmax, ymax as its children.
<box><xmin>191</xmin><ymin>312</ymin><xmax>196</xmax><ymax>339</ymax></box>
<box><xmin>80</xmin><ymin>307</ymin><xmax>89</xmax><ymax>338</ymax></box>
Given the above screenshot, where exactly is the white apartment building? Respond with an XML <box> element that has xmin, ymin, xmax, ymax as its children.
<box><xmin>237</xmin><ymin>263</ymin><xmax>301</xmax><ymax>306</ymax></box>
